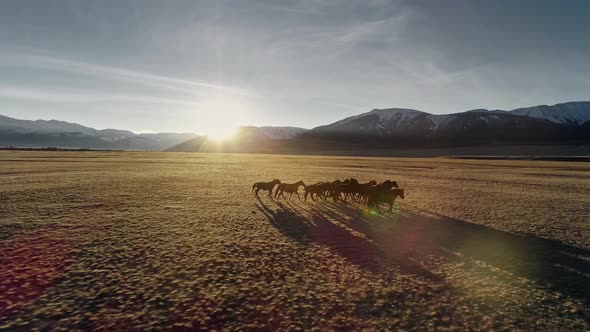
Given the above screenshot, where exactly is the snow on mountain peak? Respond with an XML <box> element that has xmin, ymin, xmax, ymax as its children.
<box><xmin>427</xmin><ymin>114</ymin><xmax>451</xmax><ymax>133</ymax></box>
<box><xmin>510</xmin><ymin>101</ymin><xmax>590</xmax><ymax>125</ymax></box>
<box><xmin>368</xmin><ymin>108</ymin><xmax>427</xmax><ymax>125</ymax></box>
<box><xmin>333</xmin><ymin>108</ymin><xmax>427</xmax><ymax>128</ymax></box>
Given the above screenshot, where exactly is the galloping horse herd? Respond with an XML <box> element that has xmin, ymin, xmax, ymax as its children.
<box><xmin>251</xmin><ymin>178</ymin><xmax>405</xmax><ymax>213</ymax></box>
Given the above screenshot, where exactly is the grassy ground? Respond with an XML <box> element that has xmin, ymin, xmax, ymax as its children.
<box><xmin>0</xmin><ymin>151</ymin><xmax>589</xmax><ymax>331</ymax></box>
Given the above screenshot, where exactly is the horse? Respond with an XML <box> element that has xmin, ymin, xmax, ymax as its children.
<box><xmin>354</xmin><ymin>180</ymin><xmax>378</xmax><ymax>202</ymax></box>
<box><xmin>367</xmin><ymin>188</ymin><xmax>405</xmax><ymax>213</ymax></box>
<box><xmin>372</xmin><ymin>180</ymin><xmax>399</xmax><ymax>190</ymax></box>
<box><xmin>336</xmin><ymin>178</ymin><xmax>360</xmax><ymax>202</ymax></box>
<box><xmin>275</xmin><ymin>180</ymin><xmax>306</xmax><ymax>200</ymax></box>
<box><xmin>251</xmin><ymin>179</ymin><xmax>281</xmax><ymax>197</ymax></box>
<box><xmin>326</xmin><ymin>178</ymin><xmax>355</xmax><ymax>201</ymax></box>
<box><xmin>303</xmin><ymin>182</ymin><xmax>326</xmax><ymax>201</ymax></box>
<box><xmin>330</xmin><ymin>178</ymin><xmax>381</xmax><ymax>203</ymax></box>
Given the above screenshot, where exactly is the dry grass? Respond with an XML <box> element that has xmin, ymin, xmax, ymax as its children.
<box><xmin>0</xmin><ymin>151</ymin><xmax>589</xmax><ymax>331</ymax></box>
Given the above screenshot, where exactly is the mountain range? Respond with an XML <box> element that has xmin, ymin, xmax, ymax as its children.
<box><xmin>0</xmin><ymin>115</ymin><xmax>199</xmax><ymax>150</ymax></box>
<box><xmin>168</xmin><ymin>101</ymin><xmax>590</xmax><ymax>153</ymax></box>
<box><xmin>2</xmin><ymin>101</ymin><xmax>590</xmax><ymax>153</ymax></box>
<box><xmin>0</xmin><ymin>115</ymin><xmax>307</xmax><ymax>150</ymax></box>
<box><xmin>167</xmin><ymin>126</ymin><xmax>309</xmax><ymax>153</ymax></box>
<box><xmin>298</xmin><ymin>101</ymin><xmax>590</xmax><ymax>149</ymax></box>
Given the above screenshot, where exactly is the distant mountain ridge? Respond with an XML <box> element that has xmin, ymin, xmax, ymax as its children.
<box><xmin>0</xmin><ymin>115</ymin><xmax>199</xmax><ymax>150</ymax></box>
<box><xmin>238</xmin><ymin>126</ymin><xmax>308</xmax><ymax>139</ymax></box>
<box><xmin>0</xmin><ymin>114</ymin><xmax>309</xmax><ymax>150</ymax></box>
<box><xmin>300</xmin><ymin>101</ymin><xmax>590</xmax><ymax>148</ymax></box>
<box><xmin>3</xmin><ymin>101</ymin><xmax>590</xmax><ymax>152</ymax></box>
<box><xmin>510</xmin><ymin>101</ymin><xmax>590</xmax><ymax>125</ymax></box>
<box><xmin>165</xmin><ymin>126</ymin><xmax>309</xmax><ymax>152</ymax></box>
<box><xmin>308</xmin><ymin>101</ymin><xmax>590</xmax><ymax>134</ymax></box>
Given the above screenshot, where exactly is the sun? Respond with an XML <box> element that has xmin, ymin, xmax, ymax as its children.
<box><xmin>196</xmin><ymin>96</ymin><xmax>249</xmax><ymax>141</ymax></box>
<box><xmin>206</xmin><ymin>125</ymin><xmax>238</xmax><ymax>141</ymax></box>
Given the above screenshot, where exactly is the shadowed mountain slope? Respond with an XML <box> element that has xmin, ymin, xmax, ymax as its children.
<box><xmin>3</xmin><ymin>101</ymin><xmax>590</xmax><ymax>152</ymax></box>
<box><xmin>0</xmin><ymin>115</ymin><xmax>198</xmax><ymax>150</ymax></box>
<box><xmin>299</xmin><ymin>102</ymin><xmax>590</xmax><ymax>148</ymax></box>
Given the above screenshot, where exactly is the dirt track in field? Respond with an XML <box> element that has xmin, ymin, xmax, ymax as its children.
<box><xmin>1</xmin><ymin>151</ymin><xmax>589</xmax><ymax>331</ymax></box>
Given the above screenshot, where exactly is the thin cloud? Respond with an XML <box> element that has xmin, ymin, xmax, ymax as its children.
<box><xmin>0</xmin><ymin>86</ymin><xmax>201</xmax><ymax>107</ymax></box>
<box><xmin>0</xmin><ymin>52</ymin><xmax>256</xmax><ymax>98</ymax></box>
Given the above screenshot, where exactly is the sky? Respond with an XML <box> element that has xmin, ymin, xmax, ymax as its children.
<box><xmin>1</xmin><ymin>0</ymin><xmax>589</xmax><ymax>134</ymax></box>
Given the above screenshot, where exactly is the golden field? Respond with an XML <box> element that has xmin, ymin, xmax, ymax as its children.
<box><xmin>0</xmin><ymin>151</ymin><xmax>589</xmax><ymax>331</ymax></box>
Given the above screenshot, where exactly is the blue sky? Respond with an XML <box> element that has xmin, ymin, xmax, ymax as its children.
<box><xmin>1</xmin><ymin>0</ymin><xmax>589</xmax><ymax>134</ymax></box>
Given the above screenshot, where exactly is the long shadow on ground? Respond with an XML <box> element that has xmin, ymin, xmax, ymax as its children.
<box><xmin>256</xmin><ymin>197</ymin><xmax>445</xmax><ymax>280</ymax></box>
<box><xmin>255</xmin><ymin>196</ymin><xmax>590</xmax><ymax>304</ymax></box>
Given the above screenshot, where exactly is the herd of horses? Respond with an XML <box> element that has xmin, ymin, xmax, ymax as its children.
<box><xmin>251</xmin><ymin>178</ymin><xmax>405</xmax><ymax>213</ymax></box>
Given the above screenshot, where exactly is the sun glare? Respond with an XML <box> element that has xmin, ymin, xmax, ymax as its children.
<box><xmin>197</xmin><ymin>96</ymin><xmax>249</xmax><ymax>141</ymax></box>
<box><xmin>207</xmin><ymin>125</ymin><xmax>238</xmax><ymax>141</ymax></box>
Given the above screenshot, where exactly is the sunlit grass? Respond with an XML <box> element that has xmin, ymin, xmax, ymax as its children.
<box><xmin>1</xmin><ymin>152</ymin><xmax>589</xmax><ymax>330</ymax></box>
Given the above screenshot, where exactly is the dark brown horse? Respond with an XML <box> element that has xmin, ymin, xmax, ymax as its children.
<box><xmin>304</xmin><ymin>182</ymin><xmax>326</xmax><ymax>201</ymax></box>
<box><xmin>372</xmin><ymin>180</ymin><xmax>399</xmax><ymax>190</ymax></box>
<box><xmin>325</xmin><ymin>178</ymin><xmax>355</xmax><ymax>201</ymax></box>
<box><xmin>251</xmin><ymin>179</ymin><xmax>281</xmax><ymax>197</ymax></box>
<box><xmin>354</xmin><ymin>180</ymin><xmax>378</xmax><ymax>202</ymax></box>
<box><xmin>367</xmin><ymin>188</ymin><xmax>405</xmax><ymax>213</ymax></box>
<box><xmin>275</xmin><ymin>180</ymin><xmax>305</xmax><ymax>200</ymax></box>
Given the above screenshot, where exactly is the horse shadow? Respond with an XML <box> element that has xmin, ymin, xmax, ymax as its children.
<box><xmin>256</xmin><ymin>197</ymin><xmax>590</xmax><ymax>303</ymax></box>
<box><xmin>256</xmin><ymin>198</ymin><xmax>443</xmax><ymax>279</ymax></box>
<box><xmin>254</xmin><ymin>196</ymin><xmax>310</xmax><ymax>243</ymax></box>
<box><xmin>334</xmin><ymin>202</ymin><xmax>590</xmax><ymax>302</ymax></box>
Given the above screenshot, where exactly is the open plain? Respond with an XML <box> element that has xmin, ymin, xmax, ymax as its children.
<box><xmin>0</xmin><ymin>151</ymin><xmax>589</xmax><ymax>331</ymax></box>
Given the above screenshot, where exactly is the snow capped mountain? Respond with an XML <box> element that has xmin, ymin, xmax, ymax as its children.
<box><xmin>307</xmin><ymin>102</ymin><xmax>590</xmax><ymax>138</ymax></box>
<box><xmin>311</xmin><ymin>108</ymin><xmax>431</xmax><ymax>136</ymax></box>
<box><xmin>427</xmin><ymin>114</ymin><xmax>452</xmax><ymax>133</ymax></box>
<box><xmin>309</xmin><ymin>108</ymin><xmax>452</xmax><ymax>137</ymax></box>
<box><xmin>335</xmin><ymin>108</ymin><xmax>427</xmax><ymax>125</ymax></box>
<box><xmin>509</xmin><ymin>101</ymin><xmax>590</xmax><ymax>125</ymax></box>
<box><xmin>302</xmin><ymin>102</ymin><xmax>590</xmax><ymax>147</ymax></box>
<box><xmin>3</xmin><ymin>101</ymin><xmax>590</xmax><ymax>152</ymax></box>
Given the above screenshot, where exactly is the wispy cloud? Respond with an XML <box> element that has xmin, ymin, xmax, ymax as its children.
<box><xmin>1</xmin><ymin>0</ymin><xmax>588</xmax><ymax>131</ymax></box>
<box><xmin>0</xmin><ymin>52</ymin><xmax>256</xmax><ymax>98</ymax></box>
<box><xmin>0</xmin><ymin>86</ymin><xmax>201</xmax><ymax>107</ymax></box>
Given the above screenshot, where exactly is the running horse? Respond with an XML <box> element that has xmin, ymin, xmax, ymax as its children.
<box><xmin>251</xmin><ymin>179</ymin><xmax>281</xmax><ymax>197</ymax></box>
<box><xmin>275</xmin><ymin>180</ymin><xmax>306</xmax><ymax>200</ymax></box>
<box><xmin>367</xmin><ymin>188</ymin><xmax>405</xmax><ymax>213</ymax></box>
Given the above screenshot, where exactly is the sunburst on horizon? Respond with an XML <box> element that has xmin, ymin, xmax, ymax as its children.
<box><xmin>204</xmin><ymin>125</ymin><xmax>239</xmax><ymax>141</ymax></box>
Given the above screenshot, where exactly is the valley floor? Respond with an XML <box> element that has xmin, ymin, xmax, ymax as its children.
<box><xmin>0</xmin><ymin>151</ymin><xmax>589</xmax><ymax>330</ymax></box>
